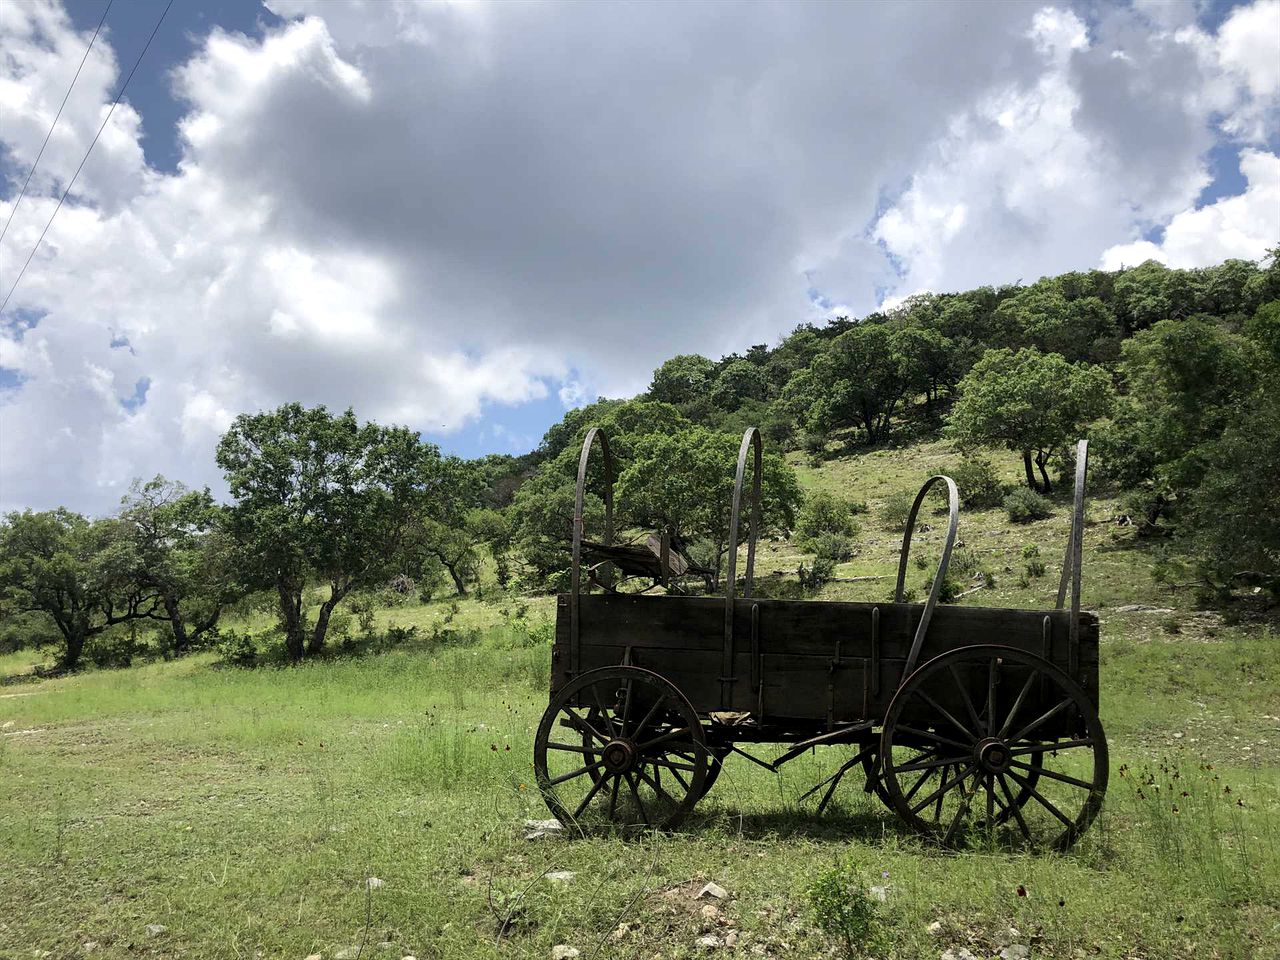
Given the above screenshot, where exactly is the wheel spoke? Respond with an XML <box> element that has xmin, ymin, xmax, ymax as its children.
<box><xmin>985</xmin><ymin>657</ymin><xmax>997</xmax><ymax>737</ymax></box>
<box><xmin>631</xmin><ymin>695</ymin><xmax>668</xmax><ymax>741</ymax></box>
<box><xmin>590</xmin><ymin>684</ymin><xmax>617</xmax><ymax>737</ymax></box>
<box><xmin>915</xmin><ymin>689</ymin><xmax>979</xmax><ymax>743</ymax></box>
<box><xmin>562</xmin><ymin>708</ymin><xmax>611</xmax><ymax>746</ymax></box>
<box><xmin>1009</xmin><ymin>759</ymin><xmax>1094</xmax><ymax>791</ymax></box>
<box><xmin>545</xmin><ymin>741</ymin><xmax>600</xmax><ymax>756</ymax></box>
<box><xmin>910</xmin><ymin>762</ymin><xmax>976</xmax><ymax>815</ymax></box>
<box><xmin>620</xmin><ymin>678</ymin><xmax>635</xmax><ymax>737</ymax></box>
<box><xmin>1007</xmin><ymin>737</ymin><xmax>1092</xmax><ymax>757</ymax></box>
<box><xmin>996</xmin><ymin>670</ymin><xmax>1038</xmax><ymax>739</ymax></box>
<box><xmin>904</xmin><ymin>760</ymin><xmax>940</xmax><ymax>803</ymax></box>
<box><xmin>607</xmin><ymin>773</ymin><xmax>621</xmax><ymax>819</ymax></box>
<box><xmin>996</xmin><ymin>772</ymin><xmax>1034</xmax><ymax>843</ymax></box>
<box><xmin>1009</xmin><ymin>697</ymin><xmax>1073</xmax><ymax>745</ymax></box>
<box><xmin>649</xmin><ymin>756</ymin><xmax>697</xmax><ymax>774</ymax></box>
<box><xmin>637</xmin><ymin>727</ymin><xmax>693</xmax><ymax>751</ymax></box>
<box><xmin>572</xmin><ymin>772</ymin><xmax>610</xmax><ymax>819</ymax></box>
<box><xmin>665</xmin><ymin>763</ymin><xmax>691</xmax><ymax>793</ymax></box>
<box><xmin>548</xmin><ymin>760</ymin><xmax>606</xmax><ymax>786</ymax></box>
<box><xmin>949</xmin><ymin>664</ymin><xmax>985</xmax><ymax>735</ymax></box>
<box><xmin>1005</xmin><ymin>769</ymin><xmax>1075</xmax><ymax>829</ymax></box>
<box><xmin>891</xmin><ymin>753</ymin><xmax>969</xmax><ymax>774</ymax></box>
<box><xmin>635</xmin><ymin>766</ymin><xmax>679</xmax><ymax>808</ymax></box>
<box><xmin>894</xmin><ymin>725</ymin><xmax>972</xmax><ymax>752</ymax></box>
<box><xmin>625</xmin><ymin>772</ymin><xmax>651</xmax><ymax>826</ymax></box>
<box><xmin>942</xmin><ymin>775</ymin><xmax>978</xmax><ymax>844</ymax></box>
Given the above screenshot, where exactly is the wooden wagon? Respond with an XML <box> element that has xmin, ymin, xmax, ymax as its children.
<box><xmin>533</xmin><ymin>428</ymin><xmax>1108</xmax><ymax>850</ymax></box>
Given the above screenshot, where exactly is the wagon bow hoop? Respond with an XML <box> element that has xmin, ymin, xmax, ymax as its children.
<box><xmin>570</xmin><ymin>427</ymin><xmax>615</xmax><ymax>677</ymax></box>
<box><xmin>722</xmin><ymin>427</ymin><xmax>763</xmax><ymax>708</ymax></box>
<box><xmin>895</xmin><ymin>473</ymin><xmax>960</xmax><ymax>675</ymax></box>
<box><xmin>1056</xmin><ymin>438</ymin><xmax>1089</xmax><ymax>673</ymax></box>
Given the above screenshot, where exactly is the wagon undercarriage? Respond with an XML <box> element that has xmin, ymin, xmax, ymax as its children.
<box><xmin>533</xmin><ymin>428</ymin><xmax>1108</xmax><ymax>851</ymax></box>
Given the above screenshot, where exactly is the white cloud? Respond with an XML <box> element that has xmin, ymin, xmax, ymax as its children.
<box><xmin>1101</xmin><ymin>149</ymin><xmax>1280</xmax><ymax>269</ymax></box>
<box><xmin>0</xmin><ymin>0</ymin><xmax>1277</xmax><ymax>512</ymax></box>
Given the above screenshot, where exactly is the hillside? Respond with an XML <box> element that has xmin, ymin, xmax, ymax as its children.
<box><xmin>3</xmin><ymin>440</ymin><xmax>1277</xmax><ymax>959</ymax></box>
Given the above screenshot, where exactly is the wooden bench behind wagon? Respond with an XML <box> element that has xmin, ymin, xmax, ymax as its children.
<box><xmin>533</xmin><ymin>428</ymin><xmax>1108</xmax><ymax>850</ymax></box>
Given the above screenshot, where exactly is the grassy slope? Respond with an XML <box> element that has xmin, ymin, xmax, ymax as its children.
<box><xmin>2</xmin><ymin>441</ymin><xmax>1278</xmax><ymax>960</ymax></box>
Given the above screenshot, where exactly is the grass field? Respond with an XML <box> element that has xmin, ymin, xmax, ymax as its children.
<box><xmin>2</xmin><ymin>441</ymin><xmax>1278</xmax><ymax>959</ymax></box>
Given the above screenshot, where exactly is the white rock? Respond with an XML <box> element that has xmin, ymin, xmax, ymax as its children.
<box><xmin>82</xmin><ymin>944</ymin><xmax>98</xmax><ymax>954</ymax></box>
<box><xmin>544</xmin><ymin>870</ymin><xmax>576</xmax><ymax>882</ymax></box>
<box><xmin>927</xmin><ymin>921</ymin><xmax>944</xmax><ymax>935</ymax></box>
<box><xmin>724</xmin><ymin>931</ymin><xmax>739</xmax><ymax>948</ymax></box>
<box><xmin>869</xmin><ymin>885</ymin><xmax>889</xmax><ymax>902</ymax></box>
<box><xmin>304</xmin><ymin>955</ymin><xmax>322</xmax><ymax>960</ymax></box>
<box><xmin>402</xmin><ymin>956</ymin><xmax>417</xmax><ymax>960</ymax></box>
<box><xmin>1000</xmin><ymin>947</ymin><xmax>1031</xmax><ymax>960</ymax></box>
<box><xmin>334</xmin><ymin>948</ymin><xmax>361</xmax><ymax>960</ymax></box>
<box><xmin>145</xmin><ymin>924</ymin><xmax>167</xmax><ymax>937</ymax></box>
<box><xmin>941</xmin><ymin>950</ymin><xmax>977</xmax><ymax>960</ymax></box>
<box><xmin>697</xmin><ymin>881</ymin><xmax>728</xmax><ymax>900</ymax></box>
<box><xmin>700</xmin><ymin>904</ymin><xmax>720</xmax><ymax>921</ymax></box>
<box><xmin>366</xmin><ymin>876</ymin><xmax>385</xmax><ymax>889</ymax></box>
<box><xmin>695</xmin><ymin>935</ymin><xmax>722</xmax><ymax>949</ymax></box>
<box><xmin>524</xmin><ymin>818</ymin><xmax>564</xmax><ymax>840</ymax></box>
<box><xmin>551</xmin><ymin>947</ymin><xmax>580</xmax><ymax>960</ymax></box>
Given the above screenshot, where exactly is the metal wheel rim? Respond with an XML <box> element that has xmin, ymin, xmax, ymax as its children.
<box><xmin>534</xmin><ymin>666</ymin><xmax>709</xmax><ymax>831</ymax></box>
<box><xmin>880</xmin><ymin>644</ymin><xmax>1107</xmax><ymax>851</ymax></box>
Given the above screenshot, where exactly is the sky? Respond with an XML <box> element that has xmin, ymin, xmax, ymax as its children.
<box><xmin>0</xmin><ymin>0</ymin><xmax>1277</xmax><ymax>514</ymax></box>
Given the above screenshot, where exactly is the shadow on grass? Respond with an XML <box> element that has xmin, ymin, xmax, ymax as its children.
<box><xmin>693</xmin><ymin>803</ymin><xmax>916</xmax><ymax>844</ymax></box>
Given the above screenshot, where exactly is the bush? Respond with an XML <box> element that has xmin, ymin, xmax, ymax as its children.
<box><xmin>1004</xmin><ymin>487</ymin><xmax>1053</xmax><ymax>523</ymax></box>
<box><xmin>812</xmin><ymin>531</ymin><xmax>855</xmax><ymax>564</ymax></box>
<box><xmin>1022</xmin><ymin>544</ymin><xmax>1046</xmax><ymax>579</ymax></box>
<box><xmin>215</xmin><ymin>629</ymin><xmax>259</xmax><ymax>667</ymax></box>
<box><xmin>950</xmin><ymin>456</ymin><xmax>1007</xmax><ymax>509</ymax></box>
<box><xmin>798</xmin><ymin>557</ymin><xmax>836</xmax><ymax>593</ymax></box>
<box><xmin>877</xmin><ymin>490</ymin><xmax>916</xmax><ymax>531</ymax></box>
<box><xmin>86</xmin><ymin>629</ymin><xmax>143</xmax><ymax>669</ymax></box>
<box><xmin>808</xmin><ymin>859</ymin><xmax>885</xmax><ymax>959</ymax></box>
<box><xmin>796</xmin><ymin>491</ymin><xmax>861</xmax><ymax>547</ymax></box>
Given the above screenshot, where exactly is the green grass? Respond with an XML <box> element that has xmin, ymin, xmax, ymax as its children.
<box><xmin>2</xmin><ymin>440</ymin><xmax>1278</xmax><ymax>959</ymax></box>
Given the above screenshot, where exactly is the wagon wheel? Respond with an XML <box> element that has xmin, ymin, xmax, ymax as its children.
<box><xmin>864</xmin><ymin>741</ymin><xmax>1044</xmax><ymax>823</ymax></box>
<box><xmin>880</xmin><ymin>645</ymin><xmax>1107</xmax><ymax>851</ymax></box>
<box><xmin>534</xmin><ymin>666</ymin><xmax>709</xmax><ymax>831</ymax></box>
<box><xmin>690</xmin><ymin>744</ymin><xmax>729</xmax><ymax>799</ymax></box>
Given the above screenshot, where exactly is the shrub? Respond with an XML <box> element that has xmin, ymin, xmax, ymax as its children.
<box><xmin>1022</xmin><ymin>544</ymin><xmax>1046</xmax><ymax>579</ymax></box>
<box><xmin>796</xmin><ymin>491</ymin><xmax>861</xmax><ymax>547</ymax></box>
<box><xmin>216</xmin><ymin>629</ymin><xmax>258</xmax><ymax>667</ymax></box>
<box><xmin>950</xmin><ymin>456</ymin><xmax>1007</xmax><ymax>509</ymax></box>
<box><xmin>86</xmin><ymin>629</ymin><xmax>143</xmax><ymax>669</ymax></box>
<box><xmin>812</xmin><ymin>531</ymin><xmax>855</xmax><ymax>564</ymax></box>
<box><xmin>798</xmin><ymin>557</ymin><xmax>836</xmax><ymax>593</ymax></box>
<box><xmin>878</xmin><ymin>490</ymin><xmax>916</xmax><ymax>531</ymax></box>
<box><xmin>808</xmin><ymin>859</ymin><xmax>885</xmax><ymax>959</ymax></box>
<box><xmin>1004</xmin><ymin>487</ymin><xmax>1053</xmax><ymax>523</ymax></box>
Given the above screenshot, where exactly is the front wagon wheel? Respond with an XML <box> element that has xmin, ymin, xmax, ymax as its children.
<box><xmin>534</xmin><ymin>666</ymin><xmax>709</xmax><ymax>832</ymax></box>
<box><xmin>880</xmin><ymin>645</ymin><xmax>1108</xmax><ymax>851</ymax></box>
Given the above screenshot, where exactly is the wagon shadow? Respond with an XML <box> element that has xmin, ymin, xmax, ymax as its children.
<box><xmin>692</xmin><ymin>804</ymin><xmax>915</xmax><ymax>844</ymax></box>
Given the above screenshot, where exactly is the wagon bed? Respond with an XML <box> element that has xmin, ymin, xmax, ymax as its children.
<box><xmin>533</xmin><ymin>428</ymin><xmax>1108</xmax><ymax>851</ymax></box>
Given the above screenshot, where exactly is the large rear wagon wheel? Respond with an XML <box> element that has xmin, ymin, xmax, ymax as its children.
<box><xmin>880</xmin><ymin>645</ymin><xmax>1107</xmax><ymax>851</ymax></box>
<box><xmin>534</xmin><ymin>666</ymin><xmax>709</xmax><ymax>832</ymax></box>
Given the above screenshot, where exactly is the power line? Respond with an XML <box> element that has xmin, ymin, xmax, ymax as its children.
<box><xmin>0</xmin><ymin>0</ymin><xmax>114</xmax><ymax>249</ymax></box>
<box><xmin>0</xmin><ymin>0</ymin><xmax>172</xmax><ymax>319</ymax></box>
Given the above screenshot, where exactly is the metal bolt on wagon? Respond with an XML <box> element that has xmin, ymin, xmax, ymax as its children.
<box><xmin>532</xmin><ymin>427</ymin><xmax>1107</xmax><ymax>850</ymax></box>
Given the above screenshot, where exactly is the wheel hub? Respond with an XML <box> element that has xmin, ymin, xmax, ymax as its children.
<box><xmin>602</xmin><ymin>739</ymin><xmax>637</xmax><ymax>773</ymax></box>
<box><xmin>975</xmin><ymin>737</ymin><xmax>1012</xmax><ymax>774</ymax></box>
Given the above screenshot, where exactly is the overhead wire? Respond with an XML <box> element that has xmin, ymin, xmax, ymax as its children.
<box><xmin>0</xmin><ymin>0</ymin><xmax>173</xmax><ymax>319</ymax></box>
<box><xmin>0</xmin><ymin>0</ymin><xmax>114</xmax><ymax>249</ymax></box>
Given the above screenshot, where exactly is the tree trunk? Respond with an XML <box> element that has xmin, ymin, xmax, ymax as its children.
<box><xmin>277</xmin><ymin>581</ymin><xmax>306</xmax><ymax>661</ymax></box>
<box><xmin>163</xmin><ymin>593</ymin><xmax>190</xmax><ymax>655</ymax></box>
<box><xmin>309</xmin><ymin>587</ymin><xmax>345</xmax><ymax>656</ymax></box>
<box><xmin>1035</xmin><ymin>451</ymin><xmax>1053</xmax><ymax>493</ymax></box>
<box><xmin>1022</xmin><ymin>450</ymin><xmax>1038</xmax><ymax>491</ymax></box>
<box><xmin>445</xmin><ymin>562</ymin><xmax>469</xmax><ymax>597</ymax></box>
<box><xmin>56</xmin><ymin>622</ymin><xmax>87</xmax><ymax>671</ymax></box>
